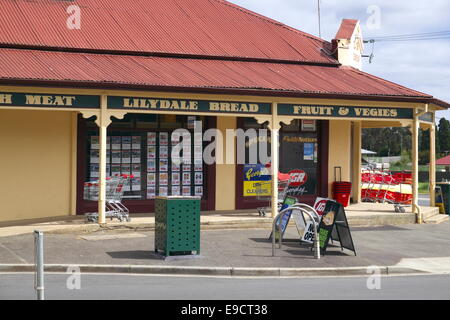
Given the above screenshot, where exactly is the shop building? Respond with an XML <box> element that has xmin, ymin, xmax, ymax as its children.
<box><xmin>0</xmin><ymin>0</ymin><xmax>448</xmax><ymax>223</ymax></box>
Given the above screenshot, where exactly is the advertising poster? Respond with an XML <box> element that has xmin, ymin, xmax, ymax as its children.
<box><xmin>159</xmin><ymin>172</ymin><xmax>168</xmax><ymax>185</ymax></box>
<box><xmin>304</xmin><ymin>143</ymin><xmax>314</xmax><ymax>161</ymax></box>
<box><xmin>107</xmin><ymin>137</ymin><xmax>111</xmax><ymax>149</ymax></box>
<box><xmin>112</xmin><ymin>164</ymin><xmax>121</xmax><ymax>175</ymax></box>
<box><xmin>147</xmin><ymin>173</ymin><xmax>156</xmax><ymax>186</ymax></box>
<box><xmin>90</xmin><ymin>150</ymin><xmax>99</xmax><ymax>163</ymax></box>
<box><xmin>182</xmin><ymin>186</ymin><xmax>191</xmax><ymax>196</ymax></box>
<box><xmin>159</xmin><ymin>146</ymin><xmax>169</xmax><ymax>158</ymax></box>
<box><xmin>172</xmin><ymin>161</ymin><xmax>181</xmax><ymax>171</ymax></box>
<box><xmin>159</xmin><ymin>132</ymin><xmax>169</xmax><ymax>145</ymax></box>
<box><xmin>121</xmin><ymin>150</ymin><xmax>131</xmax><ymax>163</ymax></box>
<box><xmin>243</xmin><ymin>164</ymin><xmax>271</xmax><ymax>197</ymax></box>
<box><xmin>159</xmin><ymin>159</ymin><xmax>169</xmax><ymax>171</ymax></box>
<box><xmin>147</xmin><ymin>132</ymin><xmax>156</xmax><ymax>145</ymax></box>
<box><xmin>182</xmin><ymin>172</ymin><xmax>191</xmax><ymax>185</ymax></box>
<box><xmin>147</xmin><ymin>160</ymin><xmax>156</xmax><ymax>172</ymax></box>
<box><xmin>111</xmin><ymin>136</ymin><xmax>121</xmax><ymax>150</ymax></box>
<box><xmin>183</xmin><ymin>164</ymin><xmax>191</xmax><ymax>172</ymax></box>
<box><xmin>147</xmin><ymin>187</ymin><xmax>156</xmax><ymax>199</ymax></box>
<box><xmin>172</xmin><ymin>186</ymin><xmax>180</xmax><ymax>196</ymax></box>
<box><xmin>159</xmin><ymin>186</ymin><xmax>168</xmax><ymax>197</ymax></box>
<box><xmin>147</xmin><ymin>146</ymin><xmax>156</xmax><ymax>159</ymax></box>
<box><xmin>130</xmin><ymin>177</ymin><xmax>140</xmax><ymax>191</ymax></box>
<box><xmin>194</xmin><ymin>172</ymin><xmax>203</xmax><ymax>185</ymax></box>
<box><xmin>194</xmin><ymin>132</ymin><xmax>202</xmax><ymax>145</ymax></box>
<box><xmin>187</xmin><ymin>116</ymin><xmax>196</xmax><ymax>129</ymax></box>
<box><xmin>195</xmin><ymin>186</ymin><xmax>203</xmax><ymax>196</ymax></box>
<box><xmin>301</xmin><ymin>120</ymin><xmax>316</xmax><ymax>132</ymax></box>
<box><xmin>106</xmin><ymin>164</ymin><xmax>111</xmax><ymax>176</ymax></box>
<box><xmin>121</xmin><ymin>163</ymin><xmax>131</xmax><ymax>175</ymax></box>
<box><xmin>90</xmin><ymin>164</ymin><xmax>99</xmax><ymax>178</ymax></box>
<box><xmin>132</xmin><ymin>150</ymin><xmax>141</xmax><ymax>164</ymax></box>
<box><xmin>285</xmin><ymin>168</ymin><xmax>317</xmax><ymax>196</ymax></box>
<box><xmin>194</xmin><ymin>146</ymin><xmax>203</xmax><ymax>159</ymax></box>
<box><xmin>132</xmin><ymin>164</ymin><xmax>141</xmax><ymax>178</ymax></box>
<box><xmin>314</xmin><ymin>143</ymin><xmax>318</xmax><ymax>163</ymax></box>
<box><xmin>172</xmin><ymin>172</ymin><xmax>180</xmax><ymax>185</ymax></box>
<box><xmin>132</xmin><ymin>136</ymin><xmax>141</xmax><ymax>149</ymax></box>
<box><xmin>91</xmin><ymin>136</ymin><xmax>99</xmax><ymax>149</ymax></box>
<box><xmin>106</xmin><ymin>150</ymin><xmax>111</xmax><ymax>163</ymax></box>
<box><xmin>122</xmin><ymin>136</ymin><xmax>131</xmax><ymax>149</ymax></box>
<box><xmin>112</xmin><ymin>151</ymin><xmax>121</xmax><ymax>163</ymax></box>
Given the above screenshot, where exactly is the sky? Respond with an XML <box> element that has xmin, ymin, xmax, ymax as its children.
<box><xmin>230</xmin><ymin>0</ymin><xmax>450</xmax><ymax>121</ymax></box>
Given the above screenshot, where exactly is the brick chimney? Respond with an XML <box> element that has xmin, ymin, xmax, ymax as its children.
<box><xmin>332</xmin><ymin>19</ymin><xmax>364</xmax><ymax>70</ymax></box>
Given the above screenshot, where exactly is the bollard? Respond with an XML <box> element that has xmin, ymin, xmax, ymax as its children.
<box><xmin>34</xmin><ymin>230</ymin><xmax>44</xmax><ymax>300</ymax></box>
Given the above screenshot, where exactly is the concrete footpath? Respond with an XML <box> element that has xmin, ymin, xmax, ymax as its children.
<box><xmin>0</xmin><ymin>220</ymin><xmax>449</xmax><ymax>277</ymax></box>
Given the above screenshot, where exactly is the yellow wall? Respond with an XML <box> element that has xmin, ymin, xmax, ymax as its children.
<box><xmin>328</xmin><ymin>120</ymin><xmax>351</xmax><ymax>196</ymax></box>
<box><xmin>215</xmin><ymin>116</ymin><xmax>236</xmax><ymax>210</ymax></box>
<box><xmin>0</xmin><ymin>110</ymin><xmax>74</xmax><ymax>222</ymax></box>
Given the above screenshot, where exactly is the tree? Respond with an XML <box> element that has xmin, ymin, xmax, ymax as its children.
<box><xmin>438</xmin><ymin>118</ymin><xmax>450</xmax><ymax>154</ymax></box>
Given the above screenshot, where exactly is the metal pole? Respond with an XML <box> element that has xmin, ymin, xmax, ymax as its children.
<box><xmin>34</xmin><ymin>230</ymin><xmax>44</xmax><ymax>300</ymax></box>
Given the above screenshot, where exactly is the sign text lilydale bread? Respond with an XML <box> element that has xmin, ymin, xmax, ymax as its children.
<box><xmin>109</xmin><ymin>96</ymin><xmax>271</xmax><ymax>114</ymax></box>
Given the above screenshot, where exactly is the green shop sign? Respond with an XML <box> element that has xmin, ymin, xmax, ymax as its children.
<box><xmin>108</xmin><ymin>96</ymin><xmax>271</xmax><ymax>115</ymax></box>
<box><xmin>0</xmin><ymin>92</ymin><xmax>100</xmax><ymax>109</ymax></box>
<box><xmin>278</xmin><ymin>104</ymin><xmax>413</xmax><ymax>119</ymax></box>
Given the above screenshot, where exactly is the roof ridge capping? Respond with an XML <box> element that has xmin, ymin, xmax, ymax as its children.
<box><xmin>214</xmin><ymin>0</ymin><xmax>330</xmax><ymax>44</ymax></box>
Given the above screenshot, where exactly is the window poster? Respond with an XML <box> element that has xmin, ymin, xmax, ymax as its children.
<box><xmin>159</xmin><ymin>159</ymin><xmax>169</xmax><ymax>171</ymax></box>
<box><xmin>106</xmin><ymin>164</ymin><xmax>111</xmax><ymax>176</ymax></box>
<box><xmin>194</xmin><ymin>146</ymin><xmax>202</xmax><ymax>159</ymax></box>
<box><xmin>112</xmin><ymin>136</ymin><xmax>121</xmax><ymax>149</ymax></box>
<box><xmin>107</xmin><ymin>137</ymin><xmax>111</xmax><ymax>149</ymax></box>
<box><xmin>106</xmin><ymin>150</ymin><xmax>111</xmax><ymax>163</ymax></box>
<box><xmin>171</xmin><ymin>131</ymin><xmax>181</xmax><ymax>145</ymax></box>
<box><xmin>194</xmin><ymin>159</ymin><xmax>203</xmax><ymax>171</ymax></box>
<box><xmin>172</xmin><ymin>161</ymin><xmax>180</xmax><ymax>171</ymax></box>
<box><xmin>147</xmin><ymin>187</ymin><xmax>156</xmax><ymax>199</ymax></box>
<box><xmin>159</xmin><ymin>132</ymin><xmax>169</xmax><ymax>146</ymax></box>
<box><xmin>147</xmin><ymin>160</ymin><xmax>156</xmax><ymax>172</ymax></box>
<box><xmin>132</xmin><ymin>164</ymin><xmax>141</xmax><ymax>178</ymax></box>
<box><xmin>195</xmin><ymin>186</ymin><xmax>203</xmax><ymax>197</ymax></box>
<box><xmin>314</xmin><ymin>143</ymin><xmax>318</xmax><ymax>163</ymax></box>
<box><xmin>301</xmin><ymin>120</ymin><xmax>316</xmax><ymax>132</ymax></box>
<box><xmin>182</xmin><ymin>172</ymin><xmax>191</xmax><ymax>185</ymax></box>
<box><xmin>194</xmin><ymin>132</ymin><xmax>202</xmax><ymax>145</ymax></box>
<box><xmin>159</xmin><ymin>146</ymin><xmax>169</xmax><ymax>158</ymax></box>
<box><xmin>172</xmin><ymin>186</ymin><xmax>180</xmax><ymax>196</ymax></box>
<box><xmin>172</xmin><ymin>172</ymin><xmax>180</xmax><ymax>185</ymax></box>
<box><xmin>159</xmin><ymin>186</ymin><xmax>168</xmax><ymax>197</ymax></box>
<box><xmin>194</xmin><ymin>172</ymin><xmax>203</xmax><ymax>185</ymax></box>
<box><xmin>147</xmin><ymin>132</ymin><xmax>156</xmax><ymax>146</ymax></box>
<box><xmin>147</xmin><ymin>173</ymin><xmax>156</xmax><ymax>186</ymax></box>
<box><xmin>121</xmin><ymin>163</ymin><xmax>131</xmax><ymax>175</ymax></box>
<box><xmin>182</xmin><ymin>186</ymin><xmax>191</xmax><ymax>196</ymax></box>
<box><xmin>112</xmin><ymin>164</ymin><xmax>121</xmax><ymax>176</ymax></box>
<box><xmin>90</xmin><ymin>150</ymin><xmax>99</xmax><ymax>163</ymax></box>
<box><xmin>122</xmin><ymin>136</ymin><xmax>131</xmax><ymax>149</ymax></box>
<box><xmin>304</xmin><ymin>143</ymin><xmax>314</xmax><ymax>161</ymax></box>
<box><xmin>159</xmin><ymin>172</ymin><xmax>168</xmax><ymax>185</ymax></box>
<box><xmin>131</xmin><ymin>177</ymin><xmax>141</xmax><ymax>191</ymax></box>
<box><xmin>132</xmin><ymin>150</ymin><xmax>141</xmax><ymax>164</ymax></box>
<box><xmin>183</xmin><ymin>164</ymin><xmax>191</xmax><ymax>172</ymax></box>
<box><xmin>112</xmin><ymin>151</ymin><xmax>121</xmax><ymax>163</ymax></box>
<box><xmin>90</xmin><ymin>164</ymin><xmax>99</xmax><ymax>178</ymax></box>
<box><xmin>91</xmin><ymin>136</ymin><xmax>99</xmax><ymax>149</ymax></box>
<box><xmin>147</xmin><ymin>146</ymin><xmax>156</xmax><ymax>159</ymax></box>
<box><xmin>187</xmin><ymin>116</ymin><xmax>196</xmax><ymax>129</ymax></box>
<box><xmin>132</xmin><ymin>136</ymin><xmax>141</xmax><ymax>149</ymax></box>
<box><xmin>121</xmin><ymin>150</ymin><xmax>131</xmax><ymax>163</ymax></box>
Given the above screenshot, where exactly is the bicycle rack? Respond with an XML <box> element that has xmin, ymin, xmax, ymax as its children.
<box><xmin>272</xmin><ymin>204</ymin><xmax>321</xmax><ymax>259</ymax></box>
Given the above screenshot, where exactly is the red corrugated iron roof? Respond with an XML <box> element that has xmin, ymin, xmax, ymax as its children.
<box><xmin>436</xmin><ymin>155</ymin><xmax>450</xmax><ymax>165</ymax></box>
<box><xmin>0</xmin><ymin>48</ymin><xmax>431</xmax><ymax>99</ymax></box>
<box><xmin>0</xmin><ymin>0</ymin><xmax>337</xmax><ymax>64</ymax></box>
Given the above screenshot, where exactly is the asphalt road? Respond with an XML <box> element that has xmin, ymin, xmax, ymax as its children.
<box><xmin>1</xmin><ymin>273</ymin><xmax>449</xmax><ymax>300</ymax></box>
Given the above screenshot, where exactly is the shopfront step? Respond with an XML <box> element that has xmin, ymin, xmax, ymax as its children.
<box><xmin>423</xmin><ymin>214</ymin><xmax>449</xmax><ymax>224</ymax></box>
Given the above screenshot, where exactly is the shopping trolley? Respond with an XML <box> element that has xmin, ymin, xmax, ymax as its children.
<box><xmin>255</xmin><ymin>172</ymin><xmax>291</xmax><ymax>217</ymax></box>
<box><xmin>84</xmin><ymin>174</ymin><xmax>133</xmax><ymax>223</ymax></box>
<box><xmin>361</xmin><ymin>169</ymin><xmax>412</xmax><ymax>213</ymax></box>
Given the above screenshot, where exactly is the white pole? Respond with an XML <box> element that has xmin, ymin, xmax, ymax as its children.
<box><xmin>34</xmin><ymin>230</ymin><xmax>44</xmax><ymax>300</ymax></box>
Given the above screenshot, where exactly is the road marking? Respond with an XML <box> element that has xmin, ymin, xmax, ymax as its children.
<box><xmin>0</xmin><ymin>243</ymin><xmax>28</xmax><ymax>264</ymax></box>
<box><xmin>395</xmin><ymin>257</ymin><xmax>450</xmax><ymax>274</ymax></box>
<box><xmin>78</xmin><ymin>233</ymin><xmax>147</xmax><ymax>241</ymax></box>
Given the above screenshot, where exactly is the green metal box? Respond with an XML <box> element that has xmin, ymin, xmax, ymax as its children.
<box><xmin>154</xmin><ymin>196</ymin><xmax>201</xmax><ymax>256</ymax></box>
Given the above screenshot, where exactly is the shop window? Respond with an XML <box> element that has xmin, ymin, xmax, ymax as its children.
<box><xmin>85</xmin><ymin>114</ymin><xmax>208</xmax><ymax>201</ymax></box>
